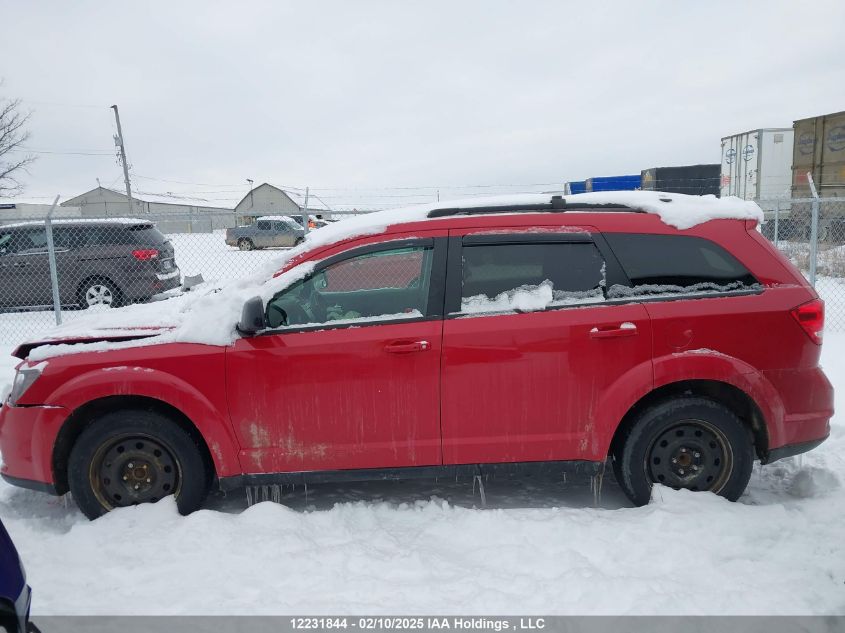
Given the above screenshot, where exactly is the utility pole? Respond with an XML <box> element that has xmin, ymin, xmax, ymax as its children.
<box><xmin>110</xmin><ymin>105</ymin><xmax>135</xmax><ymax>216</ymax></box>
<box><xmin>246</xmin><ymin>179</ymin><xmax>254</xmax><ymax>207</ymax></box>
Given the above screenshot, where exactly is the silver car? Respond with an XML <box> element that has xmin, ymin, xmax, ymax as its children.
<box><xmin>225</xmin><ymin>216</ymin><xmax>306</xmax><ymax>250</ymax></box>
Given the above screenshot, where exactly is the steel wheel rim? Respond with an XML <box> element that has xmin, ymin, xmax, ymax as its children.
<box><xmin>85</xmin><ymin>284</ymin><xmax>113</xmax><ymax>306</ymax></box>
<box><xmin>89</xmin><ymin>433</ymin><xmax>182</xmax><ymax>510</ymax></box>
<box><xmin>645</xmin><ymin>419</ymin><xmax>734</xmax><ymax>493</ymax></box>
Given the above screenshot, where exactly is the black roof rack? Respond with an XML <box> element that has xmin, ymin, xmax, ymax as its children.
<box><xmin>426</xmin><ymin>195</ymin><xmax>641</xmax><ymax>218</ymax></box>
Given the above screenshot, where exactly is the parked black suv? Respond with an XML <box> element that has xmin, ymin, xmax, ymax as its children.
<box><xmin>0</xmin><ymin>219</ymin><xmax>180</xmax><ymax>309</ymax></box>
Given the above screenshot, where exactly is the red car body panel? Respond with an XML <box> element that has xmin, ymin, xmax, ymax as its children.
<box><xmin>226</xmin><ymin>319</ymin><xmax>443</xmax><ymax>473</ymax></box>
<box><xmin>0</xmin><ymin>210</ymin><xmax>834</xmax><ymax>492</ymax></box>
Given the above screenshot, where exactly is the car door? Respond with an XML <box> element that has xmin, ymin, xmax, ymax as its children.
<box><xmin>271</xmin><ymin>221</ymin><xmax>291</xmax><ymax>247</ymax></box>
<box><xmin>4</xmin><ymin>228</ymin><xmax>54</xmax><ymax>307</ymax></box>
<box><xmin>226</xmin><ymin>233</ymin><xmax>447</xmax><ymax>474</ymax></box>
<box><xmin>0</xmin><ymin>229</ymin><xmax>26</xmax><ymax>307</ymax></box>
<box><xmin>253</xmin><ymin>220</ymin><xmax>273</xmax><ymax>248</ymax></box>
<box><xmin>440</xmin><ymin>227</ymin><xmax>653</xmax><ymax>465</ymax></box>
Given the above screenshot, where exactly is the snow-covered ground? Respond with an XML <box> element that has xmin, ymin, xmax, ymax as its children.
<box><xmin>0</xmin><ymin>334</ymin><xmax>843</xmax><ymax>615</ymax></box>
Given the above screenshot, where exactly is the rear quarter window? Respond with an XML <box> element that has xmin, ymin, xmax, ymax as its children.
<box><xmin>86</xmin><ymin>224</ymin><xmax>164</xmax><ymax>246</ymax></box>
<box><xmin>604</xmin><ymin>233</ymin><xmax>758</xmax><ymax>297</ymax></box>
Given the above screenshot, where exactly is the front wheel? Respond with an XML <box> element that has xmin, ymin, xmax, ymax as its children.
<box><xmin>612</xmin><ymin>397</ymin><xmax>754</xmax><ymax>506</ymax></box>
<box><xmin>68</xmin><ymin>410</ymin><xmax>210</xmax><ymax>520</ymax></box>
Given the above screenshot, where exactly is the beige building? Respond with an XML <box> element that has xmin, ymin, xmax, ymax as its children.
<box><xmin>61</xmin><ymin>187</ymin><xmax>235</xmax><ymax>232</ymax></box>
<box><xmin>234</xmin><ymin>183</ymin><xmax>302</xmax><ymax>222</ymax></box>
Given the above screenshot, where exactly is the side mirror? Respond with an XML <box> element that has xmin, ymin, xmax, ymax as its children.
<box><xmin>237</xmin><ymin>296</ymin><xmax>266</xmax><ymax>336</ymax></box>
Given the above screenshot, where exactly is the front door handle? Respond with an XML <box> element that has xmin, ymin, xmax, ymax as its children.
<box><xmin>590</xmin><ymin>323</ymin><xmax>638</xmax><ymax>339</ymax></box>
<box><xmin>12</xmin><ymin>262</ymin><xmax>28</xmax><ymax>268</ymax></box>
<box><xmin>385</xmin><ymin>340</ymin><xmax>430</xmax><ymax>353</ymax></box>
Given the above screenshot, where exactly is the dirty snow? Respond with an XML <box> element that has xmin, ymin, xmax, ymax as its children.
<box><xmin>0</xmin><ymin>334</ymin><xmax>843</xmax><ymax>615</ymax></box>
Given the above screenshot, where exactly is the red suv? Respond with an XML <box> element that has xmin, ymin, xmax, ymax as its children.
<box><xmin>0</xmin><ymin>194</ymin><xmax>833</xmax><ymax>519</ymax></box>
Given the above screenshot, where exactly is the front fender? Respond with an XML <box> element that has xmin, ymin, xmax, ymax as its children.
<box><xmin>46</xmin><ymin>366</ymin><xmax>242</xmax><ymax>477</ymax></box>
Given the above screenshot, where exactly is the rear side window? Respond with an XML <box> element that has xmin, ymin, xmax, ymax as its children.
<box><xmin>256</xmin><ymin>221</ymin><xmax>272</xmax><ymax>230</ymax></box>
<box><xmin>124</xmin><ymin>224</ymin><xmax>166</xmax><ymax>245</ymax></box>
<box><xmin>460</xmin><ymin>242</ymin><xmax>605</xmax><ymax>313</ymax></box>
<box><xmin>85</xmin><ymin>224</ymin><xmax>164</xmax><ymax>246</ymax></box>
<box><xmin>604</xmin><ymin>233</ymin><xmax>757</xmax><ymax>297</ymax></box>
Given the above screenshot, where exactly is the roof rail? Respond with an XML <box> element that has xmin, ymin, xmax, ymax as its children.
<box><xmin>426</xmin><ymin>195</ymin><xmax>638</xmax><ymax>219</ymax></box>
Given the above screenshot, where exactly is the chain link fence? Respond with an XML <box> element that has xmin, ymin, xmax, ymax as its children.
<box><xmin>759</xmin><ymin>197</ymin><xmax>845</xmax><ymax>330</ymax></box>
<box><xmin>0</xmin><ymin>211</ymin><xmax>357</xmax><ymax>347</ymax></box>
<box><xmin>1</xmin><ymin>199</ymin><xmax>844</xmax><ymax>348</ymax></box>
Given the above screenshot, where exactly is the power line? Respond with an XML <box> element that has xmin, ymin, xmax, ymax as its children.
<box><xmin>13</xmin><ymin>146</ymin><xmax>115</xmax><ymax>156</ymax></box>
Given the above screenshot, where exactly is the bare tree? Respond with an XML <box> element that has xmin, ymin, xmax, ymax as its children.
<box><xmin>0</xmin><ymin>87</ymin><xmax>35</xmax><ymax>197</ymax></box>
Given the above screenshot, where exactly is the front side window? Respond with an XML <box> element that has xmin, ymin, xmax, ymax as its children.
<box><xmin>5</xmin><ymin>229</ymin><xmax>47</xmax><ymax>253</ymax></box>
<box><xmin>460</xmin><ymin>242</ymin><xmax>606</xmax><ymax>313</ymax></box>
<box><xmin>272</xmin><ymin>221</ymin><xmax>290</xmax><ymax>232</ymax></box>
<box><xmin>0</xmin><ymin>232</ymin><xmax>15</xmax><ymax>254</ymax></box>
<box><xmin>603</xmin><ymin>233</ymin><xmax>758</xmax><ymax>298</ymax></box>
<box><xmin>266</xmin><ymin>246</ymin><xmax>434</xmax><ymax>328</ymax></box>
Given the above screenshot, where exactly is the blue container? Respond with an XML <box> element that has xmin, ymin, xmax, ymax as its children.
<box><xmin>565</xmin><ymin>181</ymin><xmax>587</xmax><ymax>194</ymax></box>
<box><xmin>585</xmin><ymin>175</ymin><xmax>641</xmax><ymax>192</ymax></box>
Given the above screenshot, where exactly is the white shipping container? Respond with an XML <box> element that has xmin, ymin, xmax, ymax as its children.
<box><xmin>720</xmin><ymin>128</ymin><xmax>794</xmax><ymax>212</ymax></box>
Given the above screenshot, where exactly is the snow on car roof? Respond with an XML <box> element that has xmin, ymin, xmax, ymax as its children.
<box><xmin>23</xmin><ymin>191</ymin><xmax>764</xmax><ymax>358</ymax></box>
<box><xmin>0</xmin><ymin>217</ymin><xmax>154</xmax><ymax>229</ymax></box>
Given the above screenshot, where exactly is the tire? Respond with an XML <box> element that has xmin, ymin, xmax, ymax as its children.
<box><xmin>294</xmin><ymin>237</ymin><xmax>304</xmax><ymax>246</ymax></box>
<box><xmin>77</xmin><ymin>277</ymin><xmax>123</xmax><ymax>309</ymax></box>
<box><xmin>238</xmin><ymin>238</ymin><xmax>254</xmax><ymax>251</ymax></box>
<box><xmin>68</xmin><ymin>409</ymin><xmax>210</xmax><ymax>520</ymax></box>
<box><xmin>612</xmin><ymin>397</ymin><xmax>754</xmax><ymax>506</ymax></box>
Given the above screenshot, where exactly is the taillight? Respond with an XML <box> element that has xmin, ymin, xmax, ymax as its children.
<box><xmin>791</xmin><ymin>298</ymin><xmax>824</xmax><ymax>345</ymax></box>
<box><xmin>132</xmin><ymin>248</ymin><xmax>159</xmax><ymax>261</ymax></box>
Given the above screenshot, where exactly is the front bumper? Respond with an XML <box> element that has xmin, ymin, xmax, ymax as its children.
<box><xmin>0</xmin><ymin>403</ymin><xmax>69</xmax><ymax>492</ymax></box>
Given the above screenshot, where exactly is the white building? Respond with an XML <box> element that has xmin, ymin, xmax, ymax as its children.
<box><xmin>0</xmin><ymin>200</ymin><xmax>82</xmax><ymax>222</ymax></box>
<box><xmin>61</xmin><ymin>187</ymin><xmax>236</xmax><ymax>232</ymax></box>
<box><xmin>234</xmin><ymin>183</ymin><xmax>332</xmax><ymax>223</ymax></box>
<box><xmin>234</xmin><ymin>183</ymin><xmax>302</xmax><ymax>221</ymax></box>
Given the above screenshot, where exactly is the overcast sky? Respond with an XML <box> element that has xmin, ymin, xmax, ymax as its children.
<box><xmin>3</xmin><ymin>0</ymin><xmax>844</xmax><ymax>210</ymax></box>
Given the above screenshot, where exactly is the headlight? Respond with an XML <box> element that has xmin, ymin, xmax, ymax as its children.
<box><xmin>8</xmin><ymin>366</ymin><xmax>43</xmax><ymax>406</ymax></box>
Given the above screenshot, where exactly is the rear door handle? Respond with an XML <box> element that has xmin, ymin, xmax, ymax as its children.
<box><xmin>385</xmin><ymin>340</ymin><xmax>430</xmax><ymax>353</ymax></box>
<box><xmin>590</xmin><ymin>323</ymin><xmax>638</xmax><ymax>339</ymax></box>
<box><xmin>12</xmin><ymin>262</ymin><xmax>28</xmax><ymax>268</ymax></box>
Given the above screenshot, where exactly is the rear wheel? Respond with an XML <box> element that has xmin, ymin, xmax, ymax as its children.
<box><xmin>612</xmin><ymin>397</ymin><xmax>754</xmax><ymax>506</ymax></box>
<box><xmin>238</xmin><ymin>238</ymin><xmax>254</xmax><ymax>251</ymax></box>
<box><xmin>77</xmin><ymin>277</ymin><xmax>123</xmax><ymax>308</ymax></box>
<box><xmin>68</xmin><ymin>410</ymin><xmax>210</xmax><ymax>520</ymax></box>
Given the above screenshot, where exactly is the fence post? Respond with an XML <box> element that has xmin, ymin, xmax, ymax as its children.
<box><xmin>44</xmin><ymin>195</ymin><xmax>63</xmax><ymax>326</ymax></box>
<box><xmin>773</xmin><ymin>199</ymin><xmax>779</xmax><ymax>244</ymax></box>
<box><xmin>807</xmin><ymin>173</ymin><xmax>820</xmax><ymax>288</ymax></box>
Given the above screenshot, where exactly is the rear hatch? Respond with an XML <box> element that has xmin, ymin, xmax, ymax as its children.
<box><xmin>127</xmin><ymin>223</ymin><xmax>177</xmax><ymax>273</ymax></box>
